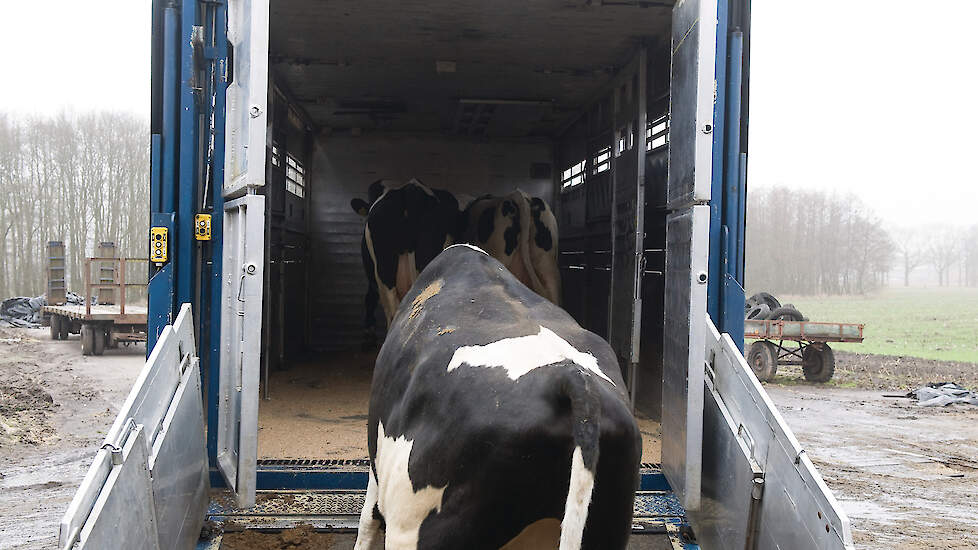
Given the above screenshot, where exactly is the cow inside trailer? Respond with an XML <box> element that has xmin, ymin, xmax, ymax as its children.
<box><xmin>257</xmin><ymin>1</ymin><xmax>674</xmax><ymax>461</ymax></box>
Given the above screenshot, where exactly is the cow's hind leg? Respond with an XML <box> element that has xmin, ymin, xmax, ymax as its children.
<box><xmin>354</xmin><ymin>472</ymin><xmax>384</xmax><ymax>550</ymax></box>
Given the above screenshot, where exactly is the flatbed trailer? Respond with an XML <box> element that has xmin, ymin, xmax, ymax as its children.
<box><xmin>42</xmin><ymin>256</ymin><xmax>148</xmax><ymax>355</ymax></box>
<box><xmin>744</xmin><ymin>319</ymin><xmax>865</xmax><ymax>382</ymax></box>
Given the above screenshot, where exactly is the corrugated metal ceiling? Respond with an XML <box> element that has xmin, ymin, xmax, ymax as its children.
<box><xmin>269</xmin><ymin>0</ymin><xmax>674</xmax><ymax>137</ymax></box>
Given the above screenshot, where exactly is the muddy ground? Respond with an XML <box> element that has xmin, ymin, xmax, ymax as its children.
<box><xmin>0</xmin><ymin>327</ymin><xmax>976</xmax><ymax>549</ymax></box>
<box><xmin>0</xmin><ymin>327</ymin><xmax>145</xmax><ymax>550</ymax></box>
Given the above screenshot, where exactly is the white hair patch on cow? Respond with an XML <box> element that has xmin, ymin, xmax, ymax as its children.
<box><xmin>375</xmin><ymin>421</ymin><xmax>447</xmax><ymax>549</ymax></box>
<box><xmin>445</xmin><ymin>243</ymin><xmax>489</xmax><ymax>255</ymax></box>
<box><xmin>558</xmin><ymin>447</ymin><xmax>595</xmax><ymax>550</ymax></box>
<box><xmin>446</xmin><ymin>326</ymin><xmax>615</xmax><ymax>386</ymax></box>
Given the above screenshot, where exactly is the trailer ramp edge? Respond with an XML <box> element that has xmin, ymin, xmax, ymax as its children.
<box><xmin>694</xmin><ymin>318</ymin><xmax>855</xmax><ymax>550</ymax></box>
<box><xmin>59</xmin><ymin>304</ymin><xmax>208</xmax><ymax>550</ymax></box>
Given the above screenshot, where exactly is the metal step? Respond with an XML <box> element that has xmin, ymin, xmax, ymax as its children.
<box><xmin>201</xmin><ymin>489</ymin><xmax>695</xmax><ymax>545</ymax></box>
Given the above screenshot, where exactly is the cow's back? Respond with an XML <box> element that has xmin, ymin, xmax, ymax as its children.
<box><xmin>366</xmin><ymin>245</ymin><xmax>640</xmax><ymax>550</ymax></box>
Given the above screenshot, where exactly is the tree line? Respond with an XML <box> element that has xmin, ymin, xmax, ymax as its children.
<box><xmin>0</xmin><ymin>112</ymin><xmax>149</xmax><ymax>299</ymax></box>
<box><xmin>746</xmin><ymin>186</ymin><xmax>978</xmax><ymax>295</ymax></box>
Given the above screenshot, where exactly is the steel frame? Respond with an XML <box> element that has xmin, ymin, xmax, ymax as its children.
<box><xmin>148</xmin><ymin>0</ymin><xmax>752</xmax><ymax>513</ymax></box>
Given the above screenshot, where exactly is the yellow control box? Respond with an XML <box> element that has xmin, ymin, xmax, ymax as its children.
<box><xmin>194</xmin><ymin>214</ymin><xmax>212</xmax><ymax>241</ymax></box>
<box><xmin>150</xmin><ymin>227</ymin><xmax>168</xmax><ymax>263</ymax></box>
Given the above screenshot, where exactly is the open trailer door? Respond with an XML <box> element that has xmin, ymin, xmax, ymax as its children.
<box><xmin>216</xmin><ymin>0</ymin><xmax>269</xmax><ymax>509</ymax></box>
<box><xmin>59</xmin><ymin>305</ymin><xmax>208</xmax><ymax>550</ymax></box>
<box><xmin>662</xmin><ymin>0</ymin><xmax>718</xmax><ymax>512</ymax></box>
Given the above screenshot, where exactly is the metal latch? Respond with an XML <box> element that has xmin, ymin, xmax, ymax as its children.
<box><xmin>102</xmin><ymin>418</ymin><xmax>138</xmax><ymax>465</ymax></box>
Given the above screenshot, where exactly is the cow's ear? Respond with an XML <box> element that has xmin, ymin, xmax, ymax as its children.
<box><xmin>351</xmin><ymin>198</ymin><xmax>370</xmax><ymax>217</ymax></box>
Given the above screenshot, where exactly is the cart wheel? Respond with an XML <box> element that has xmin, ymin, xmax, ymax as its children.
<box><xmin>93</xmin><ymin>326</ymin><xmax>106</xmax><ymax>356</ymax></box>
<box><xmin>81</xmin><ymin>324</ymin><xmax>95</xmax><ymax>356</ymax></box>
<box><xmin>105</xmin><ymin>329</ymin><xmax>117</xmax><ymax>349</ymax></box>
<box><xmin>50</xmin><ymin>315</ymin><xmax>62</xmax><ymax>340</ymax></box>
<box><xmin>802</xmin><ymin>344</ymin><xmax>835</xmax><ymax>382</ymax></box>
<box><xmin>747</xmin><ymin>341</ymin><xmax>778</xmax><ymax>381</ymax></box>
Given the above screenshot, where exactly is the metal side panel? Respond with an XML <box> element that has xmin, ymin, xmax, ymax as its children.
<box><xmin>707</xmin><ymin>319</ymin><xmax>855</xmax><ymax>550</ymax></box>
<box><xmin>661</xmin><ymin>204</ymin><xmax>709</xmax><ymax>510</ymax></box>
<box><xmin>149</xmin><ymin>355</ymin><xmax>209</xmax><ymax>550</ymax></box>
<box><xmin>75</xmin><ymin>426</ymin><xmax>162</xmax><ymax>550</ymax></box>
<box><xmin>689</xmin><ymin>321</ymin><xmax>760</xmax><ymax>550</ymax></box>
<box><xmin>60</xmin><ymin>304</ymin><xmax>200</xmax><ymax>550</ymax></box>
<box><xmin>224</xmin><ymin>0</ymin><xmax>270</xmax><ymax>198</ymax></box>
<box><xmin>667</xmin><ymin>0</ymin><xmax>718</xmax><ymax>209</ymax></box>
<box><xmin>608</xmin><ymin>48</ymin><xmax>647</xmax><ymax>407</ymax></box>
<box><xmin>218</xmin><ymin>195</ymin><xmax>266</xmax><ymax>507</ymax></box>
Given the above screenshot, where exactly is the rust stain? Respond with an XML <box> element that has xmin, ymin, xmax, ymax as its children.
<box><xmin>410</xmin><ymin>279</ymin><xmax>443</xmax><ymax>318</ymax></box>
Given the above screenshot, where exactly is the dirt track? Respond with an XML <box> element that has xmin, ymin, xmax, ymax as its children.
<box><xmin>0</xmin><ymin>327</ymin><xmax>144</xmax><ymax>550</ymax></box>
<box><xmin>1</xmin><ymin>328</ymin><xmax>976</xmax><ymax>549</ymax></box>
<box><xmin>767</xmin><ymin>385</ymin><xmax>978</xmax><ymax>549</ymax></box>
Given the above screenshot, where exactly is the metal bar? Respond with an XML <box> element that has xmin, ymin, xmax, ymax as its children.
<box><xmin>176</xmin><ymin>0</ymin><xmax>198</xmax><ymax>313</ymax></box>
<box><xmin>120</xmin><ymin>257</ymin><xmax>127</xmax><ymax>315</ymax></box>
<box><xmin>707</xmin><ymin>0</ymin><xmax>730</xmax><ymax>325</ymax></box>
<box><xmin>85</xmin><ymin>259</ymin><xmax>91</xmax><ymax>316</ymax></box>
<box><xmin>205</xmin><ymin>0</ymin><xmax>229</xmax><ymax>469</ymax></box>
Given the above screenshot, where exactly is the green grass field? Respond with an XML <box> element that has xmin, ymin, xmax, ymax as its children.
<box><xmin>774</xmin><ymin>287</ymin><xmax>978</xmax><ymax>364</ymax></box>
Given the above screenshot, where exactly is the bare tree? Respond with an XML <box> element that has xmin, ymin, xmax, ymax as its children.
<box><xmin>965</xmin><ymin>225</ymin><xmax>978</xmax><ymax>287</ymax></box>
<box><xmin>746</xmin><ymin>186</ymin><xmax>895</xmax><ymax>295</ymax></box>
<box><xmin>894</xmin><ymin>229</ymin><xmax>927</xmax><ymax>287</ymax></box>
<box><xmin>928</xmin><ymin>231</ymin><xmax>959</xmax><ymax>287</ymax></box>
<box><xmin>0</xmin><ymin>111</ymin><xmax>149</xmax><ymax>298</ymax></box>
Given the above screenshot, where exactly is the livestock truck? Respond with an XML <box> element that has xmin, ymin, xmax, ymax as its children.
<box><xmin>60</xmin><ymin>1</ymin><xmax>855</xmax><ymax>549</ymax></box>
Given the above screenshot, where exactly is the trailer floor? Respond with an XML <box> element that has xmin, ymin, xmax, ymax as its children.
<box><xmin>201</xmin><ymin>488</ymin><xmax>687</xmax><ymax>550</ymax></box>
<box><xmin>257</xmin><ymin>350</ymin><xmax>662</xmax><ymax>462</ymax></box>
<box><xmin>213</xmin><ymin>530</ymin><xmax>677</xmax><ymax>549</ymax></box>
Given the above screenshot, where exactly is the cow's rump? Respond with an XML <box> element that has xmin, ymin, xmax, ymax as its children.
<box><xmin>357</xmin><ymin>245</ymin><xmax>640</xmax><ymax>550</ymax></box>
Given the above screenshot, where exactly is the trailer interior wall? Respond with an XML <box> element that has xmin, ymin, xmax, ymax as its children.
<box><xmin>258</xmin><ymin>0</ymin><xmax>677</xmax><ymax>458</ymax></box>
<box><xmin>307</xmin><ymin>135</ymin><xmax>554</xmax><ymax>350</ymax></box>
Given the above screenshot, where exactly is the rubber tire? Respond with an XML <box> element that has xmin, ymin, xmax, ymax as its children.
<box><xmin>93</xmin><ymin>326</ymin><xmax>106</xmax><ymax>356</ymax></box>
<box><xmin>803</xmin><ymin>344</ymin><xmax>835</xmax><ymax>383</ymax></box>
<box><xmin>746</xmin><ymin>292</ymin><xmax>781</xmax><ymax>312</ymax></box>
<box><xmin>747</xmin><ymin>341</ymin><xmax>778</xmax><ymax>381</ymax></box>
<box><xmin>50</xmin><ymin>316</ymin><xmax>62</xmax><ymax>340</ymax></box>
<box><xmin>769</xmin><ymin>306</ymin><xmax>804</xmax><ymax>321</ymax></box>
<box><xmin>746</xmin><ymin>303</ymin><xmax>771</xmax><ymax>320</ymax></box>
<box><xmin>81</xmin><ymin>324</ymin><xmax>95</xmax><ymax>356</ymax></box>
<box><xmin>59</xmin><ymin>318</ymin><xmax>70</xmax><ymax>340</ymax></box>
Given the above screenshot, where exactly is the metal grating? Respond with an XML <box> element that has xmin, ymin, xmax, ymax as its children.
<box><xmin>209</xmin><ymin>489</ymin><xmax>684</xmax><ymax>519</ymax></box>
<box><xmin>257</xmin><ymin>459</ymin><xmax>371</xmax><ymax>469</ymax></box>
<box><xmin>633</xmin><ymin>492</ymin><xmax>685</xmax><ymax>518</ymax></box>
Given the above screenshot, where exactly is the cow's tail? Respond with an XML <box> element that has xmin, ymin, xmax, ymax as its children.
<box><xmin>558</xmin><ymin>369</ymin><xmax>601</xmax><ymax>550</ymax></box>
<box><xmin>513</xmin><ymin>190</ymin><xmax>544</xmax><ymax>294</ymax></box>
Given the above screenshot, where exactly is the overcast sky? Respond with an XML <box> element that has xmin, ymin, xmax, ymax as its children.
<box><xmin>1</xmin><ymin>0</ymin><xmax>975</xmax><ymax>227</ymax></box>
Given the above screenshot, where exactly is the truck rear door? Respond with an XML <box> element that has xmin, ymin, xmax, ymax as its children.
<box><xmin>663</xmin><ymin>1</ymin><xmax>855</xmax><ymax>548</ymax></box>
<box><xmin>216</xmin><ymin>0</ymin><xmax>270</xmax><ymax>508</ymax></box>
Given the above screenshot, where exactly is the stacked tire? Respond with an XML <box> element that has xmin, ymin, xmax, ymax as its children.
<box><xmin>745</xmin><ymin>292</ymin><xmax>806</xmax><ymax>322</ymax></box>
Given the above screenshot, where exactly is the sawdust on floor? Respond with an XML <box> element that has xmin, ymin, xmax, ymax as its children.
<box><xmin>219</xmin><ymin>525</ymin><xmax>336</xmax><ymax>550</ymax></box>
<box><xmin>257</xmin><ymin>349</ymin><xmax>662</xmax><ymax>463</ymax></box>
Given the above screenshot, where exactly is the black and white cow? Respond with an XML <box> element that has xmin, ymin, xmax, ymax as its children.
<box><xmin>351</xmin><ymin>179</ymin><xmax>460</xmax><ymax>328</ymax></box>
<box><xmin>354</xmin><ymin>244</ymin><xmax>641</xmax><ymax>550</ymax></box>
<box><xmin>462</xmin><ymin>190</ymin><xmax>561</xmax><ymax>305</ymax></box>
